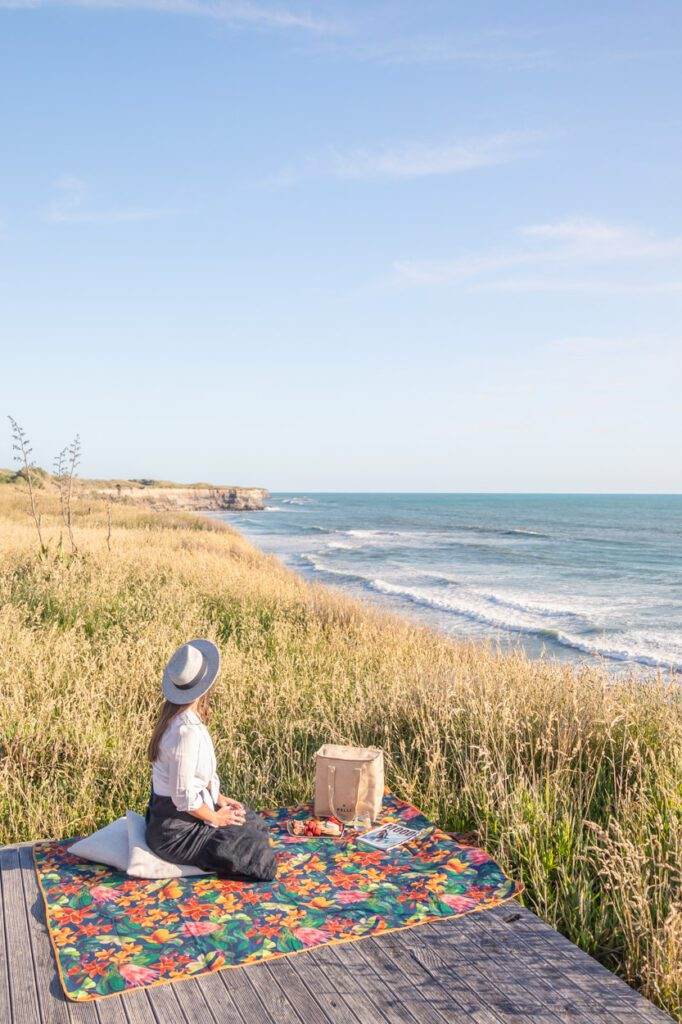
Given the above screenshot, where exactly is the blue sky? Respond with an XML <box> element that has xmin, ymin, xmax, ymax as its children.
<box><xmin>2</xmin><ymin>1</ymin><xmax>681</xmax><ymax>491</ymax></box>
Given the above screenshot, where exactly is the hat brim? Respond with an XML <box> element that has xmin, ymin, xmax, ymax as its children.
<box><xmin>162</xmin><ymin>639</ymin><xmax>221</xmax><ymax>704</ymax></box>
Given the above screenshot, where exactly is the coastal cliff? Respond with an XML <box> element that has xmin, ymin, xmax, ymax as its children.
<box><xmin>0</xmin><ymin>469</ymin><xmax>270</xmax><ymax>512</ymax></box>
<box><xmin>87</xmin><ymin>482</ymin><xmax>269</xmax><ymax>512</ymax></box>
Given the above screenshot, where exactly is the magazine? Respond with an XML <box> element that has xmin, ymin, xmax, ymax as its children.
<box><xmin>357</xmin><ymin>823</ymin><xmax>431</xmax><ymax>851</ymax></box>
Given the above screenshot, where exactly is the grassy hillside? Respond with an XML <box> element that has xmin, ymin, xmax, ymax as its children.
<box><xmin>0</xmin><ymin>484</ymin><xmax>679</xmax><ymax>1016</ymax></box>
<box><xmin>0</xmin><ymin>468</ymin><xmax>256</xmax><ymax>490</ymax></box>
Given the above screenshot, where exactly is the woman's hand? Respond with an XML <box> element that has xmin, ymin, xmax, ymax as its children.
<box><xmin>217</xmin><ymin>794</ymin><xmax>244</xmax><ymax>812</ymax></box>
<box><xmin>212</xmin><ymin>803</ymin><xmax>246</xmax><ymax>827</ymax></box>
<box><xmin>190</xmin><ymin>795</ymin><xmax>246</xmax><ymax>827</ymax></box>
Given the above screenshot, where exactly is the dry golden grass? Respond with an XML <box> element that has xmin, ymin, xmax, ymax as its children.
<box><xmin>0</xmin><ymin>484</ymin><xmax>680</xmax><ymax>1017</ymax></box>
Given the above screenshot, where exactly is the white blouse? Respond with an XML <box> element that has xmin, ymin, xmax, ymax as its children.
<box><xmin>152</xmin><ymin>709</ymin><xmax>220</xmax><ymax>813</ymax></box>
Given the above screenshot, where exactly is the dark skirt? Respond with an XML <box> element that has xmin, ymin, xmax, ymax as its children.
<box><xmin>145</xmin><ymin>793</ymin><xmax>277</xmax><ymax>882</ymax></box>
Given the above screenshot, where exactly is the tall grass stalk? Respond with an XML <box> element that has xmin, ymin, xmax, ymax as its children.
<box><xmin>0</xmin><ymin>484</ymin><xmax>679</xmax><ymax>1017</ymax></box>
<box><xmin>53</xmin><ymin>434</ymin><xmax>81</xmax><ymax>554</ymax></box>
<box><xmin>7</xmin><ymin>416</ymin><xmax>47</xmax><ymax>554</ymax></box>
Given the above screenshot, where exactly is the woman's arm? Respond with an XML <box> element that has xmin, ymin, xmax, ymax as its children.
<box><xmin>167</xmin><ymin>722</ymin><xmax>244</xmax><ymax>826</ymax></box>
<box><xmin>191</xmin><ymin>801</ymin><xmax>245</xmax><ymax>828</ymax></box>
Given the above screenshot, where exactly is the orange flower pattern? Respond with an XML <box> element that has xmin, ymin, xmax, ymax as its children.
<box><xmin>34</xmin><ymin>794</ymin><xmax>520</xmax><ymax>1001</ymax></box>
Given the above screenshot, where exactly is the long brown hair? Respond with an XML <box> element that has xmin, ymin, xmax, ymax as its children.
<box><xmin>147</xmin><ymin>692</ymin><xmax>212</xmax><ymax>762</ymax></box>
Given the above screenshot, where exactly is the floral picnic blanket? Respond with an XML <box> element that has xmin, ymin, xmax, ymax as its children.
<box><xmin>34</xmin><ymin>793</ymin><xmax>521</xmax><ymax>1001</ymax></box>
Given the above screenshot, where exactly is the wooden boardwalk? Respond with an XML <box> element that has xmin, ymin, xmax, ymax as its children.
<box><xmin>1</xmin><ymin>842</ymin><xmax>673</xmax><ymax>1024</ymax></box>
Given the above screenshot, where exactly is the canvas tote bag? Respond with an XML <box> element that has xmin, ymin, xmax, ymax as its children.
<box><xmin>314</xmin><ymin>744</ymin><xmax>384</xmax><ymax>824</ymax></box>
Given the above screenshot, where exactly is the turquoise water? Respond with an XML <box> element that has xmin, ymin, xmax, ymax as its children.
<box><xmin>216</xmin><ymin>494</ymin><xmax>682</xmax><ymax>674</ymax></box>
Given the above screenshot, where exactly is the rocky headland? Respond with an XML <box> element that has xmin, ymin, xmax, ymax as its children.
<box><xmin>87</xmin><ymin>481</ymin><xmax>269</xmax><ymax>512</ymax></box>
<box><xmin>1</xmin><ymin>467</ymin><xmax>269</xmax><ymax>512</ymax></box>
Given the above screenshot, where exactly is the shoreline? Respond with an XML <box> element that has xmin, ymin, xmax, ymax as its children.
<box><xmin>210</xmin><ymin>495</ymin><xmax>682</xmax><ymax>679</ymax></box>
<box><xmin>287</xmin><ymin>542</ymin><xmax>676</xmax><ymax>677</ymax></box>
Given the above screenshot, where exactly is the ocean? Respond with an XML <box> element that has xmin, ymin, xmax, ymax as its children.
<box><xmin>215</xmin><ymin>493</ymin><xmax>682</xmax><ymax>675</ymax></box>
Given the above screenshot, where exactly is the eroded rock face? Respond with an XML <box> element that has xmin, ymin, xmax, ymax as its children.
<box><xmin>89</xmin><ymin>485</ymin><xmax>269</xmax><ymax>512</ymax></box>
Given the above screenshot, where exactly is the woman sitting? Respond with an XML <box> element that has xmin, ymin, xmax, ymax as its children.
<box><xmin>145</xmin><ymin>638</ymin><xmax>276</xmax><ymax>882</ymax></box>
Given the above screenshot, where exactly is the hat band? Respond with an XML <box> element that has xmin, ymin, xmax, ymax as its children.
<box><xmin>171</xmin><ymin>654</ymin><xmax>207</xmax><ymax>690</ymax></box>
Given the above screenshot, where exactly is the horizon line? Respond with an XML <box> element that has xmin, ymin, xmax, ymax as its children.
<box><xmin>267</xmin><ymin>489</ymin><xmax>682</xmax><ymax>496</ymax></box>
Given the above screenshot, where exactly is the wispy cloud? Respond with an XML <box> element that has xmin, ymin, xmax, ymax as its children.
<box><xmin>522</xmin><ymin>219</ymin><xmax>627</xmax><ymax>243</ymax></box>
<box><xmin>361</xmin><ymin>40</ymin><xmax>682</xmax><ymax>71</ymax></box>
<box><xmin>272</xmin><ymin>130</ymin><xmax>546</xmax><ymax>185</ymax></box>
<box><xmin>394</xmin><ymin>252</ymin><xmax>539</xmax><ymax>286</ymax></box>
<box><xmin>4</xmin><ymin>2</ymin><xmax>679</xmax><ymax>62</ymax></box>
<box><xmin>479</xmin><ymin>278</ymin><xmax>682</xmax><ymax>295</ymax></box>
<box><xmin>0</xmin><ymin>0</ymin><xmax>337</xmax><ymax>32</ymax></box>
<box><xmin>336</xmin><ymin>33</ymin><xmax>554</xmax><ymax>71</ymax></box>
<box><xmin>308</xmin><ymin>15</ymin><xmax>682</xmax><ymax>70</ymax></box>
<box><xmin>395</xmin><ymin>217</ymin><xmax>682</xmax><ymax>292</ymax></box>
<box><xmin>46</xmin><ymin>176</ymin><xmax>170</xmax><ymax>224</ymax></box>
<box><xmin>522</xmin><ymin>218</ymin><xmax>682</xmax><ymax>258</ymax></box>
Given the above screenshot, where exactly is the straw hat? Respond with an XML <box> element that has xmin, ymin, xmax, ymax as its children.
<box><xmin>162</xmin><ymin>639</ymin><xmax>220</xmax><ymax>704</ymax></box>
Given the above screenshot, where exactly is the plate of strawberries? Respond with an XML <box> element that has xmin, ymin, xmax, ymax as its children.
<box><xmin>286</xmin><ymin>817</ymin><xmax>345</xmax><ymax>839</ymax></box>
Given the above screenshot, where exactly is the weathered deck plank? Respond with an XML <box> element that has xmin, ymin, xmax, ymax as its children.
<box><xmin>462</xmin><ymin>910</ymin><xmax>637</xmax><ymax>1023</ymax></box>
<box><xmin>1</xmin><ymin>843</ymin><xmax>673</xmax><ymax>1024</ymax></box>
<box><xmin>0</xmin><ymin>843</ymin><xmax>15</xmax><ymax>1024</ymax></box>
<box><xmin>440</xmin><ymin>913</ymin><xmax>612</xmax><ymax>1024</ymax></box>
<box><xmin>145</xmin><ymin>978</ymin><xmax>190</xmax><ymax>1023</ymax></box>
<box><xmin>410</xmin><ymin>917</ymin><xmax>598</xmax><ymax>1024</ymax></box>
<box><xmin>287</xmin><ymin>945</ymin><xmax>360</xmax><ymax>1024</ymax></box>
<box><xmin>323</xmin><ymin>934</ymin><xmax>451</xmax><ymax>1024</ymax></box>
<box><xmin>123</xmin><ymin>989</ymin><xmax>163</xmax><ymax>1024</ymax></box>
<box><xmin>361</xmin><ymin>925</ymin><xmax>505</xmax><ymax>1024</ymax></box>
<box><xmin>471</xmin><ymin>909</ymin><xmax>669</xmax><ymax>1024</ymax></box>
<box><xmin>17</xmin><ymin>844</ymin><xmax>71</xmax><ymax>1024</ymax></box>
<box><xmin>310</xmin><ymin>944</ymin><xmax>404</xmax><ymax>1024</ymax></box>
<box><xmin>0</xmin><ymin>848</ymin><xmax>43</xmax><ymax>1024</ymax></box>
<box><xmin>218</xmin><ymin>959</ymin><xmax>299</xmax><ymax>1024</ymax></box>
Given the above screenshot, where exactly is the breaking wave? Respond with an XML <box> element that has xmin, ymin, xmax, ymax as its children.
<box><xmin>297</xmin><ymin>558</ymin><xmax>681</xmax><ymax>672</ymax></box>
<box><xmin>370</xmin><ymin>580</ymin><xmax>682</xmax><ymax>672</ymax></box>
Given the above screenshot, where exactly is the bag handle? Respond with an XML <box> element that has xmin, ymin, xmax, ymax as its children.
<box><xmin>327</xmin><ymin>764</ymin><xmax>366</xmax><ymax>825</ymax></box>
